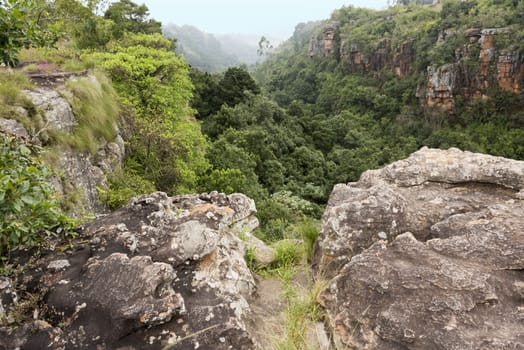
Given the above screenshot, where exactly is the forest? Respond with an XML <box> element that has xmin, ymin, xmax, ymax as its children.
<box><xmin>1</xmin><ymin>0</ymin><xmax>523</xmax><ymax>254</ymax></box>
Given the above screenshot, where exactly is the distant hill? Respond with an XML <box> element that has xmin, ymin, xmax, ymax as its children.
<box><xmin>163</xmin><ymin>24</ymin><xmax>279</xmax><ymax>72</ymax></box>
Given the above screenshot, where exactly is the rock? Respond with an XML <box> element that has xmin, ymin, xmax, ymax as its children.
<box><xmin>242</xmin><ymin>234</ymin><xmax>276</xmax><ymax>266</ymax></box>
<box><xmin>313</xmin><ymin>147</ymin><xmax>524</xmax><ymax>349</ymax></box>
<box><xmin>24</xmin><ymin>88</ymin><xmax>77</xmax><ymax>133</ymax></box>
<box><xmin>426</xmin><ymin>63</ymin><xmax>460</xmax><ymax>111</ymax></box>
<box><xmin>0</xmin><ymin>277</ymin><xmax>17</xmax><ymax>325</ymax></box>
<box><xmin>17</xmin><ymin>74</ymin><xmax>125</xmax><ymax>216</ymax></box>
<box><xmin>308</xmin><ymin>22</ymin><xmax>340</xmax><ymax>57</ymax></box>
<box><xmin>0</xmin><ymin>117</ymin><xmax>29</xmax><ymax>138</ymax></box>
<box><xmin>46</xmin><ymin>259</ymin><xmax>71</xmax><ymax>271</ymax></box>
<box><xmin>53</xmin><ymin>149</ymin><xmax>108</xmax><ymax>215</ymax></box>
<box><xmin>0</xmin><ymin>192</ymin><xmax>261</xmax><ymax>349</ymax></box>
<box><xmin>424</xmin><ymin>27</ymin><xmax>522</xmax><ymax>112</ymax></box>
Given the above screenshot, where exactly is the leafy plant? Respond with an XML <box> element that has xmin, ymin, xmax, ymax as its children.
<box><xmin>0</xmin><ymin>133</ymin><xmax>75</xmax><ymax>258</ymax></box>
<box><xmin>98</xmin><ymin>168</ymin><xmax>156</xmax><ymax>210</ymax></box>
<box><xmin>0</xmin><ymin>0</ymin><xmax>61</xmax><ymax>66</ymax></box>
<box><xmin>87</xmin><ymin>33</ymin><xmax>209</xmax><ymax>194</ymax></box>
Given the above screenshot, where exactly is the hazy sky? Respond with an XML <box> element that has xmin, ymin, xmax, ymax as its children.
<box><xmin>140</xmin><ymin>0</ymin><xmax>387</xmax><ymax>39</ymax></box>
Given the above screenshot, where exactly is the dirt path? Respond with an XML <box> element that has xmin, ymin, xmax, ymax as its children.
<box><xmin>247</xmin><ymin>267</ymin><xmax>332</xmax><ymax>350</ymax></box>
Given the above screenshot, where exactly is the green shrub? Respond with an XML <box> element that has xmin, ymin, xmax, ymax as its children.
<box><xmin>244</xmin><ymin>246</ymin><xmax>257</xmax><ymax>271</ymax></box>
<box><xmin>0</xmin><ymin>133</ymin><xmax>75</xmax><ymax>258</ymax></box>
<box><xmin>98</xmin><ymin>168</ymin><xmax>156</xmax><ymax>210</ymax></box>
<box><xmin>271</xmin><ymin>240</ymin><xmax>304</xmax><ymax>269</ymax></box>
<box><xmin>293</xmin><ymin>218</ymin><xmax>319</xmax><ymax>261</ymax></box>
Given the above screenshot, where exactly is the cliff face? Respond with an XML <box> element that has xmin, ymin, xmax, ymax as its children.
<box><xmin>426</xmin><ymin>28</ymin><xmax>522</xmax><ymax>112</ymax></box>
<box><xmin>309</xmin><ymin>22</ymin><xmax>523</xmax><ymax>112</ymax></box>
<box><xmin>0</xmin><ymin>71</ymin><xmax>124</xmax><ymax>216</ymax></box>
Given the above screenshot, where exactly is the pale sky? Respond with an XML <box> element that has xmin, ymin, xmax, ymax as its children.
<box><xmin>140</xmin><ymin>0</ymin><xmax>387</xmax><ymax>39</ymax></box>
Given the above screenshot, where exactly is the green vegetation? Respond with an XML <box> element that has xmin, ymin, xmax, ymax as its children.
<box><xmin>98</xmin><ymin>168</ymin><xmax>156</xmax><ymax>209</ymax></box>
<box><xmin>0</xmin><ymin>0</ymin><xmax>61</xmax><ymax>66</ymax></box>
<box><xmin>53</xmin><ymin>72</ymin><xmax>120</xmax><ymax>154</ymax></box>
<box><xmin>275</xmin><ymin>277</ymin><xmax>326</xmax><ymax>350</ymax></box>
<box><xmin>0</xmin><ymin>133</ymin><xmax>74</xmax><ymax>258</ymax></box>
<box><xmin>88</xmin><ymin>32</ymin><xmax>209</xmax><ymax>194</ymax></box>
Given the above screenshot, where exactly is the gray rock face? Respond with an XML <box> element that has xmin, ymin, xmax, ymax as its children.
<box><xmin>17</xmin><ymin>75</ymin><xmax>124</xmax><ymax>216</ymax></box>
<box><xmin>24</xmin><ymin>88</ymin><xmax>77</xmax><ymax>133</ymax></box>
<box><xmin>313</xmin><ymin>147</ymin><xmax>524</xmax><ymax>349</ymax></box>
<box><xmin>0</xmin><ymin>277</ymin><xmax>17</xmax><ymax>325</ymax></box>
<box><xmin>0</xmin><ymin>118</ymin><xmax>29</xmax><ymax>138</ymax></box>
<box><xmin>0</xmin><ymin>191</ymin><xmax>264</xmax><ymax>350</ymax></box>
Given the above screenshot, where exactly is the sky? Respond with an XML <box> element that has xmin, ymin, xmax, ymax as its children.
<box><xmin>140</xmin><ymin>0</ymin><xmax>388</xmax><ymax>39</ymax></box>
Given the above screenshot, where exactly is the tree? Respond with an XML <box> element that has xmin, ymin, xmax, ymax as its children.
<box><xmin>219</xmin><ymin>67</ymin><xmax>260</xmax><ymax>107</ymax></box>
<box><xmin>89</xmin><ymin>33</ymin><xmax>209</xmax><ymax>194</ymax></box>
<box><xmin>0</xmin><ymin>0</ymin><xmax>60</xmax><ymax>66</ymax></box>
<box><xmin>104</xmin><ymin>0</ymin><xmax>161</xmax><ymax>39</ymax></box>
<box><xmin>257</xmin><ymin>36</ymin><xmax>273</xmax><ymax>56</ymax></box>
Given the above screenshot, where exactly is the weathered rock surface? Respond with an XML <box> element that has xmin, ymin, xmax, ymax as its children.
<box><xmin>313</xmin><ymin>147</ymin><xmax>524</xmax><ymax>349</ymax></box>
<box><xmin>0</xmin><ymin>191</ymin><xmax>266</xmax><ymax>350</ymax></box>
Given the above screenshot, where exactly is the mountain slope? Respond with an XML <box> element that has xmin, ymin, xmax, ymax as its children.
<box><xmin>163</xmin><ymin>24</ymin><xmax>264</xmax><ymax>71</ymax></box>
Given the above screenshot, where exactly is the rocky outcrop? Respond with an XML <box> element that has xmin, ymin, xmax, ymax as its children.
<box><xmin>309</xmin><ymin>23</ymin><xmax>340</xmax><ymax>57</ymax></box>
<box><xmin>425</xmin><ymin>27</ymin><xmax>522</xmax><ymax>113</ymax></box>
<box><xmin>0</xmin><ymin>73</ymin><xmax>124</xmax><ymax>215</ymax></box>
<box><xmin>308</xmin><ymin>21</ymin><xmax>522</xmax><ymax>111</ymax></box>
<box><xmin>313</xmin><ymin>147</ymin><xmax>524</xmax><ymax>349</ymax></box>
<box><xmin>0</xmin><ymin>191</ymin><xmax>267</xmax><ymax>350</ymax></box>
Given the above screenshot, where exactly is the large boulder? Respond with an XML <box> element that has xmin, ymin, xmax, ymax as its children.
<box><xmin>0</xmin><ymin>191</ymin><xmax>264</xmax><ymax>350</ymax></box>
<box><xmin>313</xmin><ymin>147</ymin><xmax>524</xmax><ymax>349</ymax></box>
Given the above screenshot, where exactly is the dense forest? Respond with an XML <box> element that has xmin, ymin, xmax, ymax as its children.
<box><xmin>1</xmin><ymin>0</ymin><xmax>523</xmax><ymax>254</ymax></box>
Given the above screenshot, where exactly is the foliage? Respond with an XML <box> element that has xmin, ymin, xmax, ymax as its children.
<box><xmin>53</xmin><ymin>72</ymin><xmax>119</xmax><ymax>154</ymax></box>
<box><xmin>104</xmin><ymin>0</ymin><xmax>161</xmax><ymax>39</ymax></box>
<box><xmin>0</xmin><ymin>0</ymin><xmax>61</xmax><ymax>66</ymax></box>
<box><xmin>98</xmin><ymin>167</ymin><xmax>156</xmax><ymax>210</ymax></box>
<box><xmin>52</xmin><ymin>0</ymin><xmax>113</xmax><ymax>50</ymax></box>
<box><xmin>0</xmin><ymin>133</ymin><xmax>74</xmax><ymax>258</ymax></box>
<box><xmin>270</xmin><ymin>240</ymin><xmax>304</xmax><ymax>270</ymax></box>
<box><xmin>88</xmin><ymin>33</ymin><xmax>209</xmax><ymax>194</ymax></box>
<box><xmin>243</xmin><ymin>246</ymin><xmax>257</xmax><ymax>271</ymax></box>
<box><xmin>292</xmin><ymin>218</ymin><xmax>319</xmax><ymax>261</ymax></box>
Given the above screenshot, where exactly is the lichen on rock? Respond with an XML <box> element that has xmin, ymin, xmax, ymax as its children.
<box><xmin>313</xmin><ymin>147</ymin><xmax>524</xmax><ymax>349</ymax></box>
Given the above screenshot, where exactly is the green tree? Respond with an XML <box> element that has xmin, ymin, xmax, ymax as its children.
<box><xmin>219</xmin><ymin>67</ymin><xmax>261</xmax><ymax>107</ymax></box>
<box><xmin>89</xmin><ymin>33</ymin><xmax>209</xmax><ymax>194</ymax></box>
<box><xmin>0</xmin><ymin>0</ymin><xmax>60</xmax><ymax>66</ymax></box>
<box><xmin>104</xmin><ymin>0</ymin><xmax>161</xmax><ymax>39</ymax></box>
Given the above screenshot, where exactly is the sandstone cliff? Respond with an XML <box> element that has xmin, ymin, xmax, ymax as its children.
<box><xmin>313</xmin><ymin>147</ymin><xmax>524</xmax><ymax>349</ymax></box>
<box><xmin>308</xmin><ymin>21</ymin><xmax>523</xmax><ymax>113</ymax></box>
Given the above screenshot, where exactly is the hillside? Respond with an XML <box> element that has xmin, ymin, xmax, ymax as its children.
<box><xmin>163</xmin><ymin>24</ymin><xmax>265</xmax><ymax>72</ymax></box>
<box><xmin>1</xmin><ymin>0</ymin><xmax>523</xmax><ymax>349</ymax></box>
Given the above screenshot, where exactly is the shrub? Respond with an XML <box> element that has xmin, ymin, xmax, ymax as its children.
<box><xmin>98</xmin><ymin>168</ymin><xmax>156</xmax><ymax>210</ymax></box>
<box><xmin>271</xmin><ymin>240</ymin><xmax>304</xmax><ymax>269</ymax></box>
<box><xmin>0</xmin><ymin>133</ymin><xmax>75</xmax><ymax>258</ymax></box>
<box><xmin>293</xmin><ymin>218</ymin><xmax>319</xmax><ymax>260</ymax></box>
